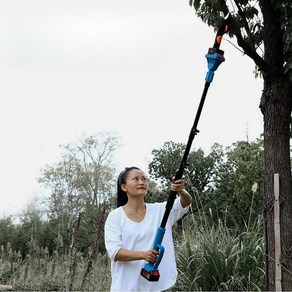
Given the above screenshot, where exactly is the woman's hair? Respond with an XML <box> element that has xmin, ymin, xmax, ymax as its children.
<box><xmin>117</xmin><ymin>166</ymin><xmax>141</xmax><ymax>207</ymax></box>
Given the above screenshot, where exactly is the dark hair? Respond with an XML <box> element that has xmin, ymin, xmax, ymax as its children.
<box><xmin>117</xmin><ymin>166</ymin><xmax>141</xmax><ymax>207</ymax></box>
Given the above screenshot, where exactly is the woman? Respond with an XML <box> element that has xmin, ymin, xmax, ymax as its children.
<box><xmin>104</xmin><ymin>166</ymin><xmax>192</xmax><ymax>291</ymax></box>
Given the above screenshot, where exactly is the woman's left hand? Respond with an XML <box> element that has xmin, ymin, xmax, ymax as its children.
<box><xmin>171</xmin><ymin>178</ymin><xmax>185</xmax><ymax>194</ymax></box>
<box><xmin>171</xmin><ymin>177</ymin><xmax>192</xmax><ymax>207</ymax></box>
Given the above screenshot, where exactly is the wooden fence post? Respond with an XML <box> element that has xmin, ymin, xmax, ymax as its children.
<box><xmin>274</xmin><ymin>173</ymin><xmax>282</xmax><ymax>291</ymax></box>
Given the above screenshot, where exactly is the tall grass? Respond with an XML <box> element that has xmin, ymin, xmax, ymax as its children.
<box><xmin>0</xmin><ymin>241</ymin><xmax>111</xmax><ymax>291</ymax></box>
<box><xmin>1</xmin><ymin>203</ymin><xmax>265</xmax><ymax>291</ymax></box>
<box><xmin>1</xmin><ymin>220</ymin><xmax>265</xmax><ymax>291</ymax></box>
<box><xmin>173</xmin><ymin>213</ymin><xmax>265</xmax><ymax>291</ymax></box>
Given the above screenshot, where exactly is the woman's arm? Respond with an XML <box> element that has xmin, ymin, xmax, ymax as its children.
<box><xmin>115</xmin><ymin>248</ymin><xmax>159</xmax><ymax>262</ymax></box>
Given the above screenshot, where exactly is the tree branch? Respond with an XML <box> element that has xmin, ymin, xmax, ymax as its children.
<box><xmin>218</xmin><ymin>0</ymin><xmax>270</xmax><ymax>72</ymax></box>
<box><xmin>233</xmin><ymin>0</ymin><xmax>253</xmax><ymax>43</ymax></box>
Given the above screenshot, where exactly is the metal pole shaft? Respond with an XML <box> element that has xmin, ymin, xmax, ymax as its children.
<box><xmin>160</xmin><ymin>82</ymin><xmax>210</xmax><ymax>228</ymax></box>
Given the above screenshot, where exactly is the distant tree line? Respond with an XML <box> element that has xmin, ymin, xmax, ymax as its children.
<box><xmin>0</xmin><ymin>131</ymin><xmax>264</xmax><ymax>258</ymax></box>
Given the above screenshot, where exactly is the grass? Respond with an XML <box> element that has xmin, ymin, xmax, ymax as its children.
<box><xmin>0</xmin><ymin>213</ymin><xmax>265</xmax><ymax>291</ymax></box>
<box><xmin>0</xmin><ymin>242</ymin><xmax>111</xmax><ymax>291</ymax></box>
<box><xmin>173</xmin><ymin>214</ymin><xmax>265</xmax><ymax>291</ymax></box>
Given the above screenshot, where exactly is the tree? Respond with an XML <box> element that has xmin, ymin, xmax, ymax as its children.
<box><xmin>149</xmin><ymin>141</ymin><xmax>186</xmax><ymax>187</ymax></box>
<box><xmin>18</xmin><ymin>199</ymin><xmax>44</xmax><ymax>235</ymax></box>
<box><xmin>61</xmin><ymin>132</ymin><xmax>120</xmax><ymax>206</ymax></box>
<box><xmin>149</xmin><ymin>139</ymin><xmax>264</xmax><ymax>228</ymax></box>
<box><xmin>189</xmin><ymin>1</ymin><xmax>292</xmax><ymax>289</ymax></box>
<box><xmin>38</xmin><ymin>131</ymin><xmax>121</xmax><ymax>251</ymax></box>
<box><xmin>211</xmin><ymin>139</ymin><xmax>264</xmax><ymax>228</ymax></box>
<box><xmin>0</xmin><ymin>217</ymin><xmax>15</xmax><ymax>247</ymax></box>
<box><xmin>148</xmin><ymin>141</ymin><xmax>223</xmax><ymax>211</ymax></box>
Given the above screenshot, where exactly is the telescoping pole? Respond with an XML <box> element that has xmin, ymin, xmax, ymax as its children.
<box><xmin>140</xmin><ymin>13</ymin><xmax>231</xmax><ymax>282</ymax></box>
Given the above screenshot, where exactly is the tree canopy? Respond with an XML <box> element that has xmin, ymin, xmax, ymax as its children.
<box><xmin>189</xmin><ymin>0</ymin><xmax>292</xmax><ymax>77</ymax></box>
<box><xmin>149</xmin><ymin>139</ymin><xmax>264</xmax><ymax>228</ymax></box>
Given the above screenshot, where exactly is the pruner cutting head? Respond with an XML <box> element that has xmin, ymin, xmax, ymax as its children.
<box><xmin>213</xmin><ymin>12</ymin><xmax>231</xmax><ymax>49</ymax></box>
<box><xmin>216</xmin><ymin>12</ymin><xmax>231</xmax><ymax>34</ymax></box>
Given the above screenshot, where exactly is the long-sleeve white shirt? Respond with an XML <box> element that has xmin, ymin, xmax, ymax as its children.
<box><xmin>104</xmin><ymin>197</ymin><xmax>190</xmax><ymax>291</ymax></box>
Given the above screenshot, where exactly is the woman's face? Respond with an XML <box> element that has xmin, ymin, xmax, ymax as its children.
<box><xmin>121</xmin><ymin>169</ymin><xmax>148</xmax><ymax>198</ymax></box>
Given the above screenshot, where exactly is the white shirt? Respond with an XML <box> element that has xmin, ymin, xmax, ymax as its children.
<box><xmin>104</xmin><ymin>197</ymin><xmax>190</xmax><ymax>291</ymax></box>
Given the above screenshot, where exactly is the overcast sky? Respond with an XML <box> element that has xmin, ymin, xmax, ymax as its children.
<box><xmin>0</xmin><ymin>0</ymin><xmax>263</xmax><ymax>217</ymax></box>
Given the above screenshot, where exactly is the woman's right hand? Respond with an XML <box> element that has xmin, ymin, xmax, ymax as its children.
<box><xmin>143</xmin><ymin>249</ymin><xmax>159</xmax><ymax>263</ymax></box>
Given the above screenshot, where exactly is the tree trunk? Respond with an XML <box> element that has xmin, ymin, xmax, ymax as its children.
<box><xmin>259</xmin><ymin>0</ymin><xmax>292</xmax><ymax>289</ymax></box>
<box><xmin>260</xmin><ymin>71</ymin><xmax>292</xmax><ymax>290</ymax></box>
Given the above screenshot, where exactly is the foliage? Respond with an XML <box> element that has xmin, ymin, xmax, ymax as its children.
<box><xmin>39</xmin><ymin>132</ymin><xmax>120</xmax><ymax>219</ymax></box>
<box><xmin>0</xmin><ymin>132</ymin><xmax>267</xmax><ymax>291</ymax></box>
<box><xmin>189</xmin><ymin>0</ymin><xmax>292</xmax><ymax>78</ymax></box>
<box><xmin>174</xmin><ymin>214</ymin><xmax>265</xmax><ymax>291</ymax></box>
<box><xmin>0</xmin><ymin>242</ymin><xmax>111</xmax><ymax>291</ymax></box>
<box><xmin>274</xmin><ymin>0</ymin><xmax>292</xmax><ymax>74</ymax></box>
<box><xmin>0</xmin><ymin>218</ymin><xmax>15</xmax><ymax>248</ymax></box>
<box><xmin>37</xmin><ymin>132</ymin><xmax>120</xmax><ymax>253</ymax></box>
<box><xmin>149</xmin><ymin>141</ymin><xmax>186</xmax><ymax>186</ymax></box>
<box><xmin>0</xmin><ymin>199</ymin><xmax>111</xmax><ymax>290</ymax></box>
<box><xmin>0</xmin><ymin>214</ymin><xmax>265</xmax><ymax>291</ymax></box>
<box><xmin>144</xmin><ymin>179</ymin><xmax>168</xmax><ymax>204</ymax></box>
<box><xmin>149</xmin><ymin>141</ymin><xmax>223</xmax><ymax>193</ymax></box>
<box><xmin>207</xmin><ymin>139</ymin><xmax>264</xmax><ymax>228</ymax></box>
<box><xmin>149</xmin><ymin>139</ymin><xmax>264</xmax><ymax>228</ymax></box>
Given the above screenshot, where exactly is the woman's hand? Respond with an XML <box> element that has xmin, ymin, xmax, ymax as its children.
<box><xmin>171</xmin><ymin>178</ymin><xmax>192</xmax><ymax>208</ymax></box>
<box><xmin>143</xmin><ymin>249</ymin><xmax>159</xmax><ymax>263</ymax></box>
<box><xmin>171</xmin><ymin>178</ymin><xmax>185</xmax><ymax>194</ymax></box>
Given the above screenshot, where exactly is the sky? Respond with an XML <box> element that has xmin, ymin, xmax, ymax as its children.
<box><xmin>0</xmin><ymin>0</ymin><xmax>263</xmax><ymax>217</ymax></box>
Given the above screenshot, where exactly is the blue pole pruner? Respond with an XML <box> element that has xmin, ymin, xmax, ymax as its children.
<box><xmin>140</xmin><ymin>12</ymin><xmax>231</xmax><ymax>283</ymax></box>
